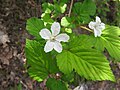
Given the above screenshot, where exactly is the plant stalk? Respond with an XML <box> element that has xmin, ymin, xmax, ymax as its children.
<box><xmin>80</xmin><ymin>26</ymin><xmax>93</xmax><ymax>33</ymax></box>
<box><xmin>68</xmin><ymin>0</ymin><xmax>74</xmax><ymax>17</ymax></box>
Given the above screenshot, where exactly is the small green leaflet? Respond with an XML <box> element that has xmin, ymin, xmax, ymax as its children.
<box><xmin>42</xmin><ymin>3</ymin><xmax>54</xmax><ymax>13</ymax></box>
<box><xmin>61</xmin><ymin>16</ymin><xmax>76</xmax><ymax>29</ymax></box>
<box><xmin>41</xmin><ymin>13</ymin><xmax>54</xmax><ymax>24</ymax></box>
<box><xmin>56</xmin><ymin>37</ymin><xmax>115</xmax><ymax>82</ymax></box>
<box><xmin>65</xmin><ymin>28</ymin><xmax>72</xmax><ymax>33</ymax></box>
<box><xmin>60</xmin><ymin>3</ymin><xmax>67</xmax><ymax>13</ymax></box>
<box><xmin>26</xmin><ymin>17</ymin><xmax>44</xmax><ymax>39</ymax></box>
<box><xmin>61</xmin><ymin>17</ymin><xmax>71</xmax><ymax>27</ymax></box>
<box><xmin>54</xmin><ymin>3</ymin><xmax>67</xmax><ymax>14</ymax></box>
<box><xmin>46</xmin><ymin>78</ymin><xmax>67</xmax><ymax>90</ymax></box>
<box><xmin>25</xmin><ymin>39</ymin><xmax>59</xmax><ymax>82</ymax></box>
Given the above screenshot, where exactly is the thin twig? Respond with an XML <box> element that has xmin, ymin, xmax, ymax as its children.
<box><xmin>80</xmin><ymin>26</ymin><xmax>93</xmax><ymax>33</ymax></box>
<box><xmin>20</xmin><ymin>80</ymin><xmax>28</xmax><ymax>89</ymax></box>
<box><xmin>68</xmin><ymin>0</ymin><xmax>74</xmax><ymax>17</ymax></box>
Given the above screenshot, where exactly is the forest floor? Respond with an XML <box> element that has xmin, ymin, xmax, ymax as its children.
<box><xmin>0</xmin><ymin>0</ymin><xmax>120</xmax><ymax>90</ymax></box>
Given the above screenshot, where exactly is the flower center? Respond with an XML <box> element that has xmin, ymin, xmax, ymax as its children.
<box><xmin>50</xmin><ymin>36</ymin><xmax>56</xmax><ymax>41</ymax></box>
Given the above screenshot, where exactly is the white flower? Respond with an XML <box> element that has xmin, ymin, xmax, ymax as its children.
<box><xmin>89</xmin><ymin>16</ymin><xmax>105</xmax><ymax>37</ymax></box>
<box><xmin>39</xmin><ymin>22</ymin><xmax>70</xmax><ymax>53</ymax></box>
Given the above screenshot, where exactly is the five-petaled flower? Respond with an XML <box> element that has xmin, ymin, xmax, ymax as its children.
<box><xmin>89</xmin><ymin>16</ymin><xmax>105</xmax><ymax>37</ymax></box>
<box><xmin>39</xmin><ymin>22</ymin><xmax>70</xmax><ymax>53</ymax></box>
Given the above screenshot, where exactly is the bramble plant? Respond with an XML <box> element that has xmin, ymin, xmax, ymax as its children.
<box><xmin>25</xmin><ymin>0</ymin><xmax>120</xmax><ymax>90</ymax></box>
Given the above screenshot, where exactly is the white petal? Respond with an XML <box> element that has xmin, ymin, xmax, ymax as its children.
<box><xmin>88</xmin><ymin>21</ymin><xmax>96</xmax><ymax>30</ymax></box>
<box><xmin>53</xmin><ymin>41</ymin><xmax>62</xmax><ymax>53</ymax></box>
<box><xmin>95</xmin><ymin>23</ymin><xmax>105</xmax><ymax>31</ymax></box>
<box><xmin>100</xmin><ymin>23</ymin><xmax>105</xmax><ymax>30</ymax></box>
<box><xmin>94</xmin><ymin>29</ymin><xmax>102</xmax><ymax>37</ymax></box>
<box><xmin>39</xmin><ymin>28</ymin><xmax>51</xmax><ymax>39</ymax></box>
<box><xmin>55</xmin><ymin>33</ymin><xmax>70</xmax><ymax>42</ymax></box>
<box><xmin>51</xmin><ymin>22</ymin><xmax>60</xmax><ymax>36</ymax></box>
<box><xmin>96</xmin><ymin>16</ymin><xmax>101</xmax><ymax>23</ymax></box>
<box><xmin>44</xmin><ymin>40</ymin><xmax>54</xmax><ymax>53</ymax></box>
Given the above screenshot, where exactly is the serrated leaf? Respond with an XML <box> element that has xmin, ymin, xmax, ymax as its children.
<box><xmin>25</xmin><ymin>39</ymin><xmax>59</xmax><ymax>82</ymax></box>
<box><xmin>57</xmin><ymin>51</ymin><xmax>73</xmax><ymax>74</ymax></box>
<box><xmin>26</xmin><ymin>17</ymin><xmax>44</xmax><ymax>39</ymax></box>
<box><xmin>102</xmin><ymin>26</ymin><xmax>120</xmax><ymax>61</ymax></box>
<box><xmin>57</xmin><ymin>36</ymin><xmax>115</xmax><ymax>81</ymax></box>
<box><xmin>86</xmin><ymin>25</ymin><xmax>120</xmax><ymax>61</ymax></box>
<box><xmin>77</xmin><ymin>35</ymin><xmax>105</xmax><ymax>51</ymax></box>
<box><xmin>68</xmin><ymin>34</ymin><xmax>94</xmax><ymax>49</ymax></box>
<box><xmin>46</xmin><ymin>78</ymin><xmax>67</xmax><ymax>90</ymax></box>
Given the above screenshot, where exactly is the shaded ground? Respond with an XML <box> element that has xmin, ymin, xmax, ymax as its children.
<box><xmin>0</xmin><ymin>0</ymin><xmax>120</xmax><ymax>90</ymax></box>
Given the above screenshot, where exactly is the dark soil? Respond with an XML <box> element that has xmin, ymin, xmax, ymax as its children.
<box><xmin>0</xmin><ymin>0</ymin><xmax>120</xmax><ymax>90</ymax></box>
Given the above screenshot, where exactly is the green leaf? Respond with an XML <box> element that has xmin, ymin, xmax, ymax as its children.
<box><xmin>62</xmin><ymin>72</ymin><xmax>74</xmax><ymax>82</ymax></box>
<box><xmin>25</xmin><ymin>39</ymin><xmax>59</xmax><ymax>82</ymax></box>
<box><xmin>60</xmin><ymin>3</ymin><xmax>67</xmax><ymax>13</ymax></box>
<box><xmin>48</xmin><ymin>57</ymin><xmax>60</xmax><ymax>74</ymax></box>
<box><xmin>76</xmin><ymin>35</ymin><xmax>105</xmax><ymax>51</ymax></box>
<box><xmin>86</xmin><ymin>25</ymin><xmax>120</xmax><ymax>61</ymax></box>
<box><xmin>68</xmin><ymin>34</ymin><xmax>94</xmax><ymax>49</ymax></box>
<box><xmin>57</xmin><ymin>50</ymin><xmax>73</xmax><ymax>74</ymax></box>
<box><xmin>81</xmin><ymin>0</ymin><xmax>96</xmax><ymax>22</ymax></box>
<box><xmin>41</xmin><ymin>13</ymin><xmax>54</xmax><ymax>24</ymax></box>
<box><xmin>80</xmin><ymin>0</ymin><xmax>96</xmax><ymax>15</ymax></box>
<box><xmin>42</xmin><ymin>3</ymin><xmax>54</xmax><ymax>13</ymax></box>
<box><xmin>46</xmin><ymin>78</ymin><xmax>67</xmax><ymax>90</ymax></box>
<box><xmin>65</xmin><ymin>28</ymin><xmax>72</xmax><ymax>33</ymax></box>
<box><xmin>57</xmin><ymin>48</ymin><xmax>115</xmax><ymax>81</ymax></box>
<box><xmin>54</xmin><ymin>3</ymin><xmax>67</xmax><ymax>14</ymax></box>
<box><xmin>102</xmin><ymin>26</ymin><xmax>120</xmax><ymax>61</ymax></box>
<box><xmin>26</xmin><ymin>17</ymin><xmax>44</xmax><ymax>39</ymax></box>
<box><xmin>73</xmin><ymin>2</ymin><xmax>82</xmax><ymax>15</ymax></box>
<box><xmin>79</xmin><ymin>14</ymin><xmax>91</xmax><ymax>24</ymax></box>
<box><xmin>56</xmin><ymin>36</ymin><xmax>115</xmax><ymax>81</ymax></box>
<box><xmin>61</xmin><ymin>17</ymin><xmax>71</xmax><ymax>27</ymax></box>
<box><xmin>72</xmin><ymin>0</ymin><xmax>96</xmax><ymax>24</ymax></box>
<box><xmin>60</xmin><ymin>0</ymin><xmax>69</xmax><ymax>3</ymax></box>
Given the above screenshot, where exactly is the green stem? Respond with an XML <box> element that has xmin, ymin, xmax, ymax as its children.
<box><xmin>80</xmin><ymin>26</ymin><xmax>94</xmax><ymax>33</ymax></box>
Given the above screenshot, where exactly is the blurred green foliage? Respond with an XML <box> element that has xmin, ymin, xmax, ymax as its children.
<box><xmin>95</xmin><ymin>0</ymin><xmax>120</xmax><ymax>26</ymax></box>
<box><xmin>40</xmin><ymin>0</ymin><xmax>120</xmax><ymax>27</ymax></box>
